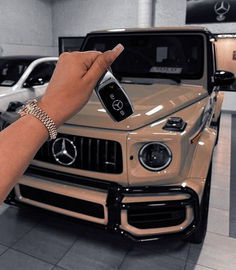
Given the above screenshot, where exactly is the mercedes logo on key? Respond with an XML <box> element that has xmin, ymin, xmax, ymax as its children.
<box><xmin>112</xmin><ymin>99</ymin><xmax>123</xmax><ymax>111</ymax></box>
<box><xmin>52</xmin><ymin>138</ymin><xmax>77</xmax><ymax>166</ymax></box>
<box><xmin>214</xmin><ymin>1</ymin><xmax>231</xmax><ymax>21</ymax></box>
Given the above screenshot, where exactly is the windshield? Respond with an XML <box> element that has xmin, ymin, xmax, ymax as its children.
<box><xmin>0</xmin><ymin>59</ymin><xmax>32</xmax><ymax>86</ymax></box>
<box><xmin>83</xmin><ymin>34</ymin><xmax>204</xmax><ymax>80</ymax></box>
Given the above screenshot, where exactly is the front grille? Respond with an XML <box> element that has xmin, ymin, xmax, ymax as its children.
<box><xmin>34</xmin><ymin>133</ymin><xmax>123</xmax><ymax>174</ymax></box>
<box><xmin>127</xmin><ymin>205</ymin><xmax>186</xmax><ymax>229</ymax></box>
<box><xmin>19</xmin><ymin>184</ymin><xmax>104</xmax><ymax>219</ymax></box>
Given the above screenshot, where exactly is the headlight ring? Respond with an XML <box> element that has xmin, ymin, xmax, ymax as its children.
<box><xmin>138</xmin><ymin>142</ymin><xmax>172</xmax><ymax>171</ymax></box>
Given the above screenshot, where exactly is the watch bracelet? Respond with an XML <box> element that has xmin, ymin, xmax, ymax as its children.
<box><xmin>19</xmin><ymin>99</ymin><xmax>57</xmax><ymax>141</ymax></box>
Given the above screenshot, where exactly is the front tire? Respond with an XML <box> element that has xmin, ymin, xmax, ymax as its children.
<box><xmin>186</xmin><ymin>162</ymin><xmax>212</xmax><ymax>243</ymax></box>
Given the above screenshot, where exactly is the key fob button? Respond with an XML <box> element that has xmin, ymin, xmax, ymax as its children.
<box><xmin>109</xmin><ymin>94</ymin><xmax>115</xmax><ymax>100</ymax></box>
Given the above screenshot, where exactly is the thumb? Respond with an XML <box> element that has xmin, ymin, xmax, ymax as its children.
<box><xmin>83</xmin><ymin>44</ymin><xmax>124</xmax><ymax>86</ymax></box>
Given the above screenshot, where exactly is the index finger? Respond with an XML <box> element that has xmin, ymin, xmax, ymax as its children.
<box><xmin>83</xmin><ymin>44</ymin><xmax>124</xmax><ymax>86</ymax></box>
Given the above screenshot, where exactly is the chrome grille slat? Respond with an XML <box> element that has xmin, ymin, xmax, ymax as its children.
<box><xmin>105</xmin><ymin>140</ymin><xmax>108</xmax><ymax>172</ymax></box>
<box><xmin>46</xmin><ymin>141</ymin><xmax>50</xmax><ymax>159</ymax></box>
<box><xmin>96</xmin><ymin>139</ymin><xmax>100</xmax><ymax>170</ymax></box>
<box><xmin>113</xmin><ymin>142</ymin><xmax>117</xmax><ymax>172</ymax></box>
<box><xmin>34</xmin><ymin>133</ymin><xmax>123</xmax><ymax>174</ymax></box>
<box><xmin>80</xmin><ymin>137</ymin><xmax>84</xmax><ymax>169</ymax></box>
<box><xmin>88</xmin><ymin>138</ymin><xmax>92</xmax><ymax>170</ymax></box>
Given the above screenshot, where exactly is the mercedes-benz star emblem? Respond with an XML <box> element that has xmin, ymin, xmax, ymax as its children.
<box><xmin>214</xmin><ymin>1</ymin><xmax>231</xmax><ymax>22</ymax></box>
<box><xmin>52</xmin><ymin>138</ymin><xmax>77</xmax><ymax>166</ymax></box>
<box><xmin>112</xmin><ymin>99</ymin><xmax>123</xmax><ymax>111</ymax></box>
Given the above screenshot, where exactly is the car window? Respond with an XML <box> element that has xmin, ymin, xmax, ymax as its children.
<box><xmin>0</xmin><ymin>59</ymin><xmax>31</xmax><ymax>86</ymax></box>
<box><xmin>27</xmin><ymin>61</ymin><xmax>56</xmax><ymax>84</ymax></box>
<box><xmin>83</xmin><ymin>34</ymin><xmax>204</xmax><ymax>80</ymax></box>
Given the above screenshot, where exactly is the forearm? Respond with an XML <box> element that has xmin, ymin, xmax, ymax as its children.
<box><xmin>0</xmin><ymin>114</ymin><xmax>48</xmax><ymax>203</ymax></box>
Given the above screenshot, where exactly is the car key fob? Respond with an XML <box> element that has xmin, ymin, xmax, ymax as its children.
<box><xmin>94</xmin><ymin>69</ymin><xmax>134</xmax><ymax>122</ymax></box>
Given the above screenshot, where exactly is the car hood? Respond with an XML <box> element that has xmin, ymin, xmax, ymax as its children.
<box><xmin>66</xmin><ymin>83</ymin><xmax>208</xmax><ymax>131</ymax></box>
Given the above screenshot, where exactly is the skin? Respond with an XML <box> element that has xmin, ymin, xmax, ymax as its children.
<box><xmin>0</xmin><ymin>44</ymin><xmax>124</xmax><ymax>204</ymax></box>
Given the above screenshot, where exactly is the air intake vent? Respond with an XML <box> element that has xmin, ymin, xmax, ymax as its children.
<box><xmin>19</xmin><ymin>184</ymin><xmax>104</xmax><ymax>219</ymax></box>
<box><xmin>127</xmin><ymin>205</ymin><xmax>186</xmax><ymax>229</ymax></box>
<box><xmin>34</xmin><ymin>133</ymin><xmax>123</xmax><ymax>174</ymax></box>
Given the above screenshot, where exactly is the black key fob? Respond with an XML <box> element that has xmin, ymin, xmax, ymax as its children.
<box><xmin>94</xmin><ymin>69</ymin><xmax>134</xmax><ymax>122</ymax></box>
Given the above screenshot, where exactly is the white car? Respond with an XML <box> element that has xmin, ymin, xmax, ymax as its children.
<box><xmin>0</xmin><ymin>56</ymin><xmax>58</xmax><ymax>111</ymax></box>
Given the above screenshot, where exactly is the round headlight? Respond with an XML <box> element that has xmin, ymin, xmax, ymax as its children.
<box><xmin>139</xmin><ymin>142</ymin><xmax>172</xmax><ymax>171</ymax></box>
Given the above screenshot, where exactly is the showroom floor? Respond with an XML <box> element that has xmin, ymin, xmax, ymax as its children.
<box><xmin>0</xmin><ymin>113</ymin><xmax>235</xmax><ymax>270</ymax></box>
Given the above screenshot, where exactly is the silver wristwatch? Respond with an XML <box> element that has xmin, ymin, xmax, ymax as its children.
<box><xmin>17</xmin><ymin>99</ymin><xmax>57</xmax><ymax>141</ymax></box>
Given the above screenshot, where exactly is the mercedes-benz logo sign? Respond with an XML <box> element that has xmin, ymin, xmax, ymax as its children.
<box><xmin>214</xmin><ymin>1</ymin><xmax>230</xmax><ymax>22</ymax></box>
<box><xmin>112</xmin><ymin>99</ymin><xmax>123</xmax><ymax>111</ymax></box>
<box><xmin>52</xmin><ymin>138</ymin><xmax>77</xmax><ymax>166</ymax></box>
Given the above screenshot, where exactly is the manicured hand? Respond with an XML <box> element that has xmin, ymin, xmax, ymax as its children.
<box><xmin>38</xmin><ymin>44</ymin><xmax>124</xmax><ymax>127</ymax></box>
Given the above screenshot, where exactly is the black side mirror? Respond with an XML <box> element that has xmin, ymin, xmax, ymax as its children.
<box><xmin>6</xmin><ymin>101</ymin><xmax>24</xmax><ymax>112</ymax></box>
<box><xmin>23</xmin><ymin>77</ymin><xmax>45</xmax><ymax>88</ymax></box>
<box><xmin>214</xmin><ymin>70</ymin><xmax>235</xmax><ymax>86</ymax></box>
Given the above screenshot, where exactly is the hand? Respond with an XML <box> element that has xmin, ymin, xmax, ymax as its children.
<box><xmin>38</xmin><ymin>44</ymin><xmax>124</xmax><ymax>128</ymax></box>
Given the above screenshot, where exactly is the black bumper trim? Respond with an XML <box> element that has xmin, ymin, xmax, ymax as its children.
<box><xmin>6</xmin><ymin>165</ymin><xmax>200</xmax><ymax>242</ymax></box>
<box><xmin>105</xmin><ymin>185</ymin><xmax>199</xmax><ymax>241</ymax></box>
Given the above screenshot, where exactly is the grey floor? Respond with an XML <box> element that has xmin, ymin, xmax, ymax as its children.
<box><xmin>0</xmin><ymin>113</ymin><xmax>235</xmax><ymax>270</ymax></box>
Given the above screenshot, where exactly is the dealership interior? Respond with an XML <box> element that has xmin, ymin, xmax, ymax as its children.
<box><xmin>0</xmin><ymin>0</ymin><xmax>236</xmax><ymax>269</ymax></box>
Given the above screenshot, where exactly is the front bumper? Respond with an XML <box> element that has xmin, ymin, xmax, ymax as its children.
<box><xmin>7</xmin><ymin>165</ymin><xmax>200</xmax><ymax>241</ymax></box>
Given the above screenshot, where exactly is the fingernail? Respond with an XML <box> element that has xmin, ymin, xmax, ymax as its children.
<box><xmin>112</xmin><ymin>43</ymin><xmax>124</xmax><ymax>55</ymax></box>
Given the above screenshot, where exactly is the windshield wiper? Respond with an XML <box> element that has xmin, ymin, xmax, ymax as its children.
<box><xmin>120</xmin><ymin>79</ymin><xmax>152</xmax><ymax>85</ymax></box>
<box><xmin>119</xmin><ymin>74</ymin><xmax>181</xmax><ymax>85</ymax></box>
<box><xmin>154</xmin><ymin>73</ymin><xmax>181</xmax><ymax>84</ymax></box>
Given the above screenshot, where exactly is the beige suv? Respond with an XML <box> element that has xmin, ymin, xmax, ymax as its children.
<box><xmin>3</xmin><ymin>26</ymin><xmax>235</xmax><ymax>243</ymax></box>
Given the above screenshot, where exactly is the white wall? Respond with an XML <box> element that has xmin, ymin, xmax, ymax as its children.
<box><xmin>0</xmin><ymin>0</ymin><xmax>54</xmax><ymax>56</ymax></box>
<box><xmin>2</xmin><ymin>0</ymin><xmax>236</xmax><ymax>54</ymax></box>
<box><xmin>51</xmin><ymin>0</ymin><xmax>138</xmax><ymax>47</ymax></box>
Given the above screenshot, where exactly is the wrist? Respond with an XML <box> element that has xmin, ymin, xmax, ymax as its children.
<box><xmin>37</xmin><ymin>98</ymin><xmax>62</xmax><ymax>129</ymax></box>
<box><xmin>18</xmin><ymin>99</ymin><xmax>58</xmax><ymax>140</ymax></box>
<box><xmin>20</xmin><ymin>114</ymin><xmax>49</xmax><ymax>141</ymax></box>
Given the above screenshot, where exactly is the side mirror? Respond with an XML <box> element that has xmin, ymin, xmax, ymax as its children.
<box><xmin>214</xmin><ymin>70</ymin><xmax>235</xmax><ymax>87</ymax></box>
<box><xmin>6</xmin><ymin>101</ymin><xmax>24</xmax><ymax>112</ymax></box>
<box><xmin>23</xmin><ymin>77</ymin><xmax>45</xmax><ymax>88</ymax></box>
